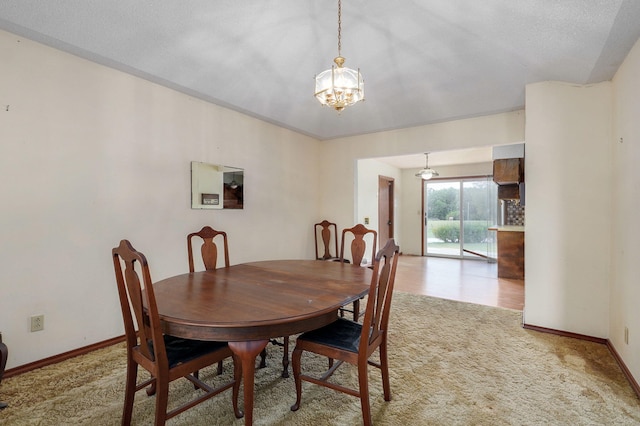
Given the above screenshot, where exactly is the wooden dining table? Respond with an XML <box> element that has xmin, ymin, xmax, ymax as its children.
<box><xmin>153</xmin><ymin>259</ymin><xmax>372</xmax><ymax>425</ymax></box>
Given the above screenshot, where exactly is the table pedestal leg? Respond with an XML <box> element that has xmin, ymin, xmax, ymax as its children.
<box><xmin>228</xmin><ymin>340</ymin><xmax>268</xmax><ymax>426</ymax></box>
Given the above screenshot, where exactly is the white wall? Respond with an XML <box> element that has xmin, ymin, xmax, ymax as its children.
<box><xmin>611</xmin><ymin>38</ymin><xmax>640</xmax><ymax>382</ymax></box>
<box><xmin>0</xmin><ymin>30</ymin><xmax>320</xmax><ymax>369</ymax></box>
<box><xmin>524</xmin><ymin>81</ymin><xmax>612</xmax><ymax>338</ymax></box>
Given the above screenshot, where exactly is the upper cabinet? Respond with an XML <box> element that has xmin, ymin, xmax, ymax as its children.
<box><xmin>493</xmin><ymin>158</ymin><xmax>524</xmax><ymax>185</ymax></box>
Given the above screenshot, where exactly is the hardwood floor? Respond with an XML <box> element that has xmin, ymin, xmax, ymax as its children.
<box><xmin>394</xmin><ymin>255</ymin><xmax>524</xmax><ymax>310</ymax></box>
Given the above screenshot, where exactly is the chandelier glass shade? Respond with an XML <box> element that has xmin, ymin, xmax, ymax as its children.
<box><xmin>315</xmin><ymin>57</ymin><xmax>364</xmax><ymax>111</ymax></box>
<box><xmin>315</xmin><ymin>0</ymin><xmax>364</xmax><ymax>111</ymax></box>
<box><xmin>415</xmin><ymin>153</ymin><xmax>439</xmax><ymax>180</ymax></box>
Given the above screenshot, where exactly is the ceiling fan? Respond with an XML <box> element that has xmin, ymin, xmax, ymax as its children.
<box><xmin>415</xmin><ymin>153</ymin><xmax>439</xmax><ymax>180</ymax></box>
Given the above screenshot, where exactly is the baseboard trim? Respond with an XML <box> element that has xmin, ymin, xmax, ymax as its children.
<box><xmin>606</xmin><ymin>340</ymin><xmax>640</xmax><ymax>399</ymax></box>
<box><xmin>522</xmin><ymin>323</ymin><xmax>607</xmax><ymax>344</ymax></box>
<box><xmin>3</xmin><ymin>335</ymin><xmax>125</xmax><ymax>379</ymax></box>
<box><xmin>524</xmin><ymin>323</ymin><xmax>640</xmax><ymax>400</ymax></box>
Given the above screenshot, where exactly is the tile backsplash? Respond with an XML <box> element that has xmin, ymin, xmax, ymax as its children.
<box><xmin>505</xmin><ymin>200</ymin><xmax>525</xmax><ymax>226</ymax></box>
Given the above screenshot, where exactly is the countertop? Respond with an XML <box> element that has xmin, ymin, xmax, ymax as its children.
<box><xmin>488</xmin><ymin>225</ymin><xmax>525</xmax><ymax>232</ymax></box>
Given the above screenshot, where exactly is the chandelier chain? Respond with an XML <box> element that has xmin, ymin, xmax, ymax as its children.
<box><xmin>337</xmin><ymin>0</ymin><xmax>342</xmax><ymax>56</ymax></box>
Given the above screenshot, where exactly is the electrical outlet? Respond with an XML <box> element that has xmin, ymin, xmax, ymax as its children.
<box><xmin>364</xmin><ymin>217</ymin><xmax>370</xmax><ymax>225</ymax></box>
<box><xmin>624</xmin><ymin>327</ymin><xmax>629</xmax><ymax>345</ymax></box>
<box><xmin>30</xmin><ymin>314</ymin><xmax>44</xmax><ymax>332</ymax></box>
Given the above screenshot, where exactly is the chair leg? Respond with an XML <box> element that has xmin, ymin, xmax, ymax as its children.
<box><xmin>259</xmin><ymin>348</ymin><xmax>267</xmax><ymax>368</ymax></box>
<box><xmin>281</xmin><ymin>336</ymin><xmax>290</xmax><ymax>378</ymax></box>
<box><xmin>193</xmin><ymin>370</ymin><xmax>200</xmax><ymax>389</ymax></box>
<box><xmin>217</xmin><ymin>360</ymin><xmax>224</xmax><ymax>375</ymax></box>
<box><xmin>146</xmin><ymin>376</ymin><xmax>157</xmax><ymax>396</ymax></box>
<box><xmin>290</xmin><ymin>347</ymin><xmax>303</xmax><ymax>411</ymax></box>
<box><xmin>153</xmin><ymin>378</ymin><xmax>170</xmax><ymax>426</ymax></box>
<box><xmin>122</xmin><ymin>360</ymin><xmax>138</xmax><ymax>425</ymax></box>
<box><xmin>357</xmin><ymin>361</ymin><xmax>372</xmax><ymax>426</ymax></box>
<box><xmin>379</xmin><ymin>339</ymin><xmax>391</xmax><ymax>401</ymax></box>
<box><xmin>353</xmin><ymin>299</ymin><xmax>360</xmax><ymax>321</ymax></box>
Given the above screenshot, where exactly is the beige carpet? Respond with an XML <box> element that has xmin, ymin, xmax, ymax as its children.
<box><xmin>1</xmin><ymin>292</ymin><xmax>639</xmax><ymax>425</ymax></box>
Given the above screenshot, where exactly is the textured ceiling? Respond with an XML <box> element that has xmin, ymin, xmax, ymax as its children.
<box><xmin>1</xmin><ymin>0</ymin><xmax>640</xmax><ymax>149</ymax></box>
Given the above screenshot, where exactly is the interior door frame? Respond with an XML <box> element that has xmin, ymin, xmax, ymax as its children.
<box><xmin>378</xmin><ymin>175</ymin><xmax>394</xmax><ymax>247</ymax></box>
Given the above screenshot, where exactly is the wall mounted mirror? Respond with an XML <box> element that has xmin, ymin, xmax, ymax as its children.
<box><xmin>191</xmin><ymin>161</ymin><xmax>244</xmax><ymax>209</ymax></box>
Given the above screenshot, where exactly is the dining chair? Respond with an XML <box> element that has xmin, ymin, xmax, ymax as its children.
<box><xmin>338</xmin><ymin>223</ymin><xmax>378</xmax><ymax>320</ymax></box>
<box><xmin>314</xmin><ymin>220</ymin><xmax>339</xmax><ymax>261</ymax></box>
<box><xmin>290</xmin><ymin>238</ymin><xmax>400</xmax><ymax>426</ymax></box>
<box><xmin>187</xmin><ymin>226</ymin><xmax>230</xmax><ymax>272</ymax></box>
<box><xmin>187</xmin><ymin>226</ymin><xmax>289</xmax><ymax>377</ymax></box>
<box><xmin>187</xmin><ymin>226</ymin><xmax>233</xmax><ymax>375</ymax></box>
<box><xmin>112</xmin><ymin>239</ymin><xmax>241</xmax><ymax>425</ymax></box>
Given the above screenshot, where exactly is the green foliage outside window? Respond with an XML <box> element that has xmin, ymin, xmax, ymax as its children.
<box><xmin>431</xmin><ymin>221</ymin><xmax>489</xmax><ymax>244</ymax></box>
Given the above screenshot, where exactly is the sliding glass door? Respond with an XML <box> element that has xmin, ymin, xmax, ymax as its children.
<box><xmin>424</xmin><ymin>177</ymin><xmax>497</xmax><ymax>260</ymax></box>
<box><xmin>424</xmin><ymin>181</ymin><xmax>461</xmax><ymax>256</ymax></box>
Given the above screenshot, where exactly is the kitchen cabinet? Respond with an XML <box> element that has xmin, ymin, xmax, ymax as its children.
<box><xmin>489</xmin><ymin>226</ymin><xmax>524</xmax><ymax>280</ymax></box>
<box><xmin>493</xmin><ymin>158</ymin><xmax>523</xmax><ymax>185</ymax></box>
<box><xmin>497</xmin><ymin>184</ymin><xmax>520</xmax><ymax>200</ymax></box>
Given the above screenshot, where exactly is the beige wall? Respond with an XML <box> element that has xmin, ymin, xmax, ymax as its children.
<box><xmin>0</xmin><ymin>29</ymin><xmax>320</xmax><ymax>368</ymax></box>
<box><xmin>524</xmin><ymin>80</ymin><xmax>612</xmax><ymax>338</ymax></box>
<box><xmin>611</xmin><ymin>37</ymin><xmax>640</xmax><ymax>382</ymax></box>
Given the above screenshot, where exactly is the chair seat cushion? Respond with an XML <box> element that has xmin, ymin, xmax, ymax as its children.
<box><xmin>298</xmin><ymin>317</ymin><xmax>362</xmax><ymax>353</ymax></box>
<box><xmin>145</xmin><ymin>336</ymin><xmax>228</xmax><ymax>368</ymax></box>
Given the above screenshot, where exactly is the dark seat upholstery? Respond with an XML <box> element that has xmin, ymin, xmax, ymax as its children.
<box><xmin>295</xmin><ymin>317</ymin><xmax>362</xmax><ymax>353</ymax></box>
<box><xmin>156</xmin><ymin>336</ymin><xmax>229</xmax><ymax>368</ymax></box>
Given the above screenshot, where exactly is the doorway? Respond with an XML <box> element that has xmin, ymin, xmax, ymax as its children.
<box><xmin>378</xmin><ymin>175</ymin><xmax>394</xmax><ymax>247</ymax></box>
<box><xmin>423</xmin><ymin>177</ymin><xmax>497</xmax><ymax>259</ymax></box>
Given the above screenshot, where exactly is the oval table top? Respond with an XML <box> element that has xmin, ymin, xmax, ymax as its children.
<box><xmin>153</xmin><ymin>259</ymin><xmax>372</xmax><ymax>341</ymax></box>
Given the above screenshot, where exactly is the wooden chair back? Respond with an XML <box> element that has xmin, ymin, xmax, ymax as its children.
<box><xmin>112</xmin><ymin>239</ymin><xmax>166</xmax><ymax>367</ymax></box>
<box><xmin>339</xmin><ymin>224</ymin><xmax>377</xmax><ymax>266</ymax></box>
<box><xmin>314</xmin><ymin>220</ymin><xmax>339</xmax><ymax>260</ymax></box>
<box><xmin>359</xmin><ymin>238</ymin><xmax>400</xmax><ymax>354</ymax></box>
<box><xmin>187</xmin><ymin>226</ymin><xmax>230</xmax><ymax>272</ymax></box>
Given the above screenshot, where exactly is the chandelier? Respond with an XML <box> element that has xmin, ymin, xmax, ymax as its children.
<box><xmin>415</xmin><ymin>153</ymin><xmax>439</xmax><ymax>180</ymax></box>
<box><xmin>314</xmin><ymin>0</ymin><xmax>364</xmax><ymax>112</ymax></box>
